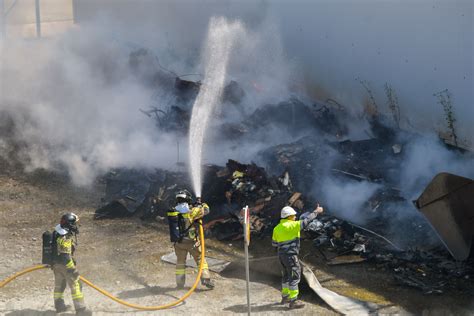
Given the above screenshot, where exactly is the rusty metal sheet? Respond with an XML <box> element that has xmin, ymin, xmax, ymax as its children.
<box><xmin>415</xmin><ymin>172</ymin><xmax>474</xmax><ymax>260</ymax></box>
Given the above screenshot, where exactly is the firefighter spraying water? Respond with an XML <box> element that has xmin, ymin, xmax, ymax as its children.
<box><xmin>167</xmin><ymin>190</ymin><xmax>214</xmax><ymax>289</ymax></box>
<box><xmin>177</xmin><ymin>17</ymin><xmax>243</xmax><ymax>292</ymax></box>
<box><xmin>0</xmin><ymin>17</ymin><xmax>245</xmax><ymax>313</ymax></box>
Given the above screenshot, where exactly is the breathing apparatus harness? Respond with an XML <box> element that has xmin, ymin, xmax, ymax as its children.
<box><xmin>2</xmin><ymin>220</ymin><xmax>208</xmax><ymax>311</ymax></box>
<box><xmin>168</xmin><ymin>191</ymin><xmax>204</xmax><ymax>243</ymax></box>
<box><xmin>42</xmin><ymin>213</ymin><xmax>79</xmax><ymax>265</ymax></box>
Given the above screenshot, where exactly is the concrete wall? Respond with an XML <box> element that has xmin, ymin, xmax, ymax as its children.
<box><xmin>2</xmin><ymin>0</ymin><xmax>73</xmax><ymax>38</ymax></box>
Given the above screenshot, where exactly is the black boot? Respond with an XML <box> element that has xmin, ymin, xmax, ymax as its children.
<box><xmin>76</xmin><ymin>307</ymin><xmax>93</xmax><ymax>316</ymax></box>
<box><xmin>54</xmin><ymin>299</ymin><xmax>70</xmax><ymax>313</ymax></box>
<box><xmin>289</xmin><ymin>300</ymin><xmax>305</xmax><ymax>309</ymax></box>
<box><xmin>176</xmin><ymin>278</ymin><xmax>185</xmax><ymax>289</ymax></box>
<box><xmin>280</xmin><ymin>296</ymin><xmax>290</xmax><ymax>304</ymax></box>
<box><xmin>201</xmin><ymin>278</ymin><xmax>215</xmax><ymax>289</ymax></box>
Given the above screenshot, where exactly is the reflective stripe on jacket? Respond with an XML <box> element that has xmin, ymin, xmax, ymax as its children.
<box><xmin>272</xmin><ymin>212</ymin><xmax>318</xmax><ymax>255</ymax></box>
<box><xmin>56</xmin><ymin>233</ymin><xmax>75</xmax><ymax>268</ymax></box>
<box><xmin>168</xmin><ymin>203</ymin><xmax>209</xmax><ymax>241</ymax></box>
<box><xmin>184</xmin><ymin>203</ymin><xmax>209</xmax><ymax>239</ymax></box>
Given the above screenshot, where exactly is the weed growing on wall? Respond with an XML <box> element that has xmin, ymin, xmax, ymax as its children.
<box><xmin>434</xmin><ymin>89</ymin><xmax>458</xmax><ymax>146</ymax></box>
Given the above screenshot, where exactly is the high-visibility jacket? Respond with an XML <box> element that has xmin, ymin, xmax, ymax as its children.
<box><xmin>272</xmin><ymin>212</ymin><xmax>318</xmax><ymax>255</ymax></box>
<box><xmin>55</xmin><ymin>232</ymin><xmax>76</xmax><ymax>269</ymax></box>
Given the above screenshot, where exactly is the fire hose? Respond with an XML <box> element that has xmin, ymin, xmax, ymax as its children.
<box><xmin>0</xmin><ymin>222</ymin><xmax>205</xmax><ymax>311</ymax></box>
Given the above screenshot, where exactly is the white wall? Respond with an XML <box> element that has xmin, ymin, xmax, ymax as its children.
<box><xmin>270</xmin><ymin>0</ymin><xmax>473</xmax><ymax>146</ymax></box>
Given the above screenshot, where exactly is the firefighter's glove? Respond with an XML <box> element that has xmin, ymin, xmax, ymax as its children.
<box><xmin>314</xmin><ymin>203</ymin><xmax>324</xmax><ymax>214</ymax></box>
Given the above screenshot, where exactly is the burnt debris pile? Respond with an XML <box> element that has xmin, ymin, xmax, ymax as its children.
<box><xmin>95</xmin><ymin>159</ymin><xmax>298</xmax><ymax>234</ymax></box>
<box><xmin>303</xmin><ymin>214</ymin><xmax>473</xmax><ymax>295</ymax></box>
<box><xmin>94</xmin><ymin>158</ymin><xmax>473</xmax><ymax>294</ymax></box>
<box><xmin>92</xmin><ymin>48</ymin><xmax>474</xmax><ymax>294</ymax></box>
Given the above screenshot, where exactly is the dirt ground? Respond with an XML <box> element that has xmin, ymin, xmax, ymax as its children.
<box><xmin>0</xmin><ymin>164</ymin><xmax>473</xmax><ymax>315</ymax></box>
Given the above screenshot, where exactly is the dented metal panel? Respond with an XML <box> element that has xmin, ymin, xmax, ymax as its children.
<box><xmin>415</xmin><ymin>173</ymin><xmax>474</xmax><ymax>261</ymax></box>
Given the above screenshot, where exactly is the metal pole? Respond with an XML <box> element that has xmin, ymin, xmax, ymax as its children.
<box><xmin>0</xmin><ymin>0</ymin><xmax>4</xmax><ymax>108</ymax></box>
<box><xmin>0</xmin><ymin>0</ymin><xmax>5</xmax><ymax>40</ymax></box>
<box><xmin>72</xmin><ymin>0</ymin><xmax>78</xmax><ymax>24</ymax></box>
<box><xmin>177</xmin><ymin>140</ymin><xmax>180</xmax><ymax>164</ymax></box>
<box><xmin>243</xmin><ymin>206</ymin><xmax>251</xmax><ymax>315</ymax></box>
<box><xmin>35</xmin><ymin>0</ymin><xmax>41</xmax><ymax>38</ymax></box>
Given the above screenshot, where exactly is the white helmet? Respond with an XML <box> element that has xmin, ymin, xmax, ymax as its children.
<box><xmin>281</xmin><ymin>206</ymin><xmax>297</xmax><ymax>218</ymax></box>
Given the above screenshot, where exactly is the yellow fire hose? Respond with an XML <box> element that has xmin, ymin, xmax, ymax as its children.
<box><xmin>0</xmin><ymin>223</ymin><xmax>206</xmax><ymax>311</ymax></box>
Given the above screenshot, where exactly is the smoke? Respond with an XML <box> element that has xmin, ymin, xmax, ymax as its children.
<box><xmin>67</xmin><ymin>0</ymin><xmax>472</xmax><ymax>147</ymax></box>
<box><xmin>310</xmin><ymin>133</ymin><xmax>474</xmax><ymax>248</ymax></box>
<box><xmin>0</xmin><ymin>3</ymin><xmax>296</xmax><ymax>186</ymax></box>
<box><xmin>320</xmin><ymin>177</ymin><xmax>381</xmax><ymax>224</ymax></box>
<box><xmin>268</xmin><ymin>0</ymin><xmax>473</xmax><ymax>146</ymax></box>
<box><xmin>0</xmin><ymin>0</ymin><xmax>472</xmax><ymax>234</ymax></box>
<box><xmin>399</xmin><ymin>136</ymin><xmax>474</xmax><ymax>199</ymax></box>
<box><xmin>0</xmin><ymin>25</ymin><xmax>181</xmax><ymax>185</ymax></box>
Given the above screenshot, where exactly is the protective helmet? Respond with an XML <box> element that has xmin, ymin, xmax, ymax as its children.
<box><xmin>232</xmin><ymin>171</ymin><xmax>244</xmax><ymax>179</ymax></box>
<box><xmin>175</xmin><ymin>189</ymin><xmax>192</xmax><ymax>204</ymax></box>
<box><xmin>60</xmin><ymin>212</ymin><xmax>79</xmax><ymax>233</ymax></box>
<box><xmin>281</xmin><ymin>206</ymin><xmax>297</xmax><ymax>218</ymax></box>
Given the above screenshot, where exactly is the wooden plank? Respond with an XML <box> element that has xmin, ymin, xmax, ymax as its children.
<box><xmin>288</xmin><ymin>192</ymin><xmax>302</xmax><ymax>206</ymax></box>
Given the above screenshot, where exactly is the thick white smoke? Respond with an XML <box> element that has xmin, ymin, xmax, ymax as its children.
<box><xmin>399</xmin><ymin>136</ymin><xmax>474</xmax><ymax>199</ymax></box>
<box><xmin>320</xmin><ymin>178</ymin><xmax>381</xmax><ymax>224</ymax></box>
<box><xmin>0</xmin><ymin>8</ymin><xmax>295</xmax><ymax>186</ymax></box>
<box><xmin>48</xmin><ymin>0</ymin><xmax>474</xmax><ymax>145</ymax></box>
<box><xmin>0</xmin><ymin>25</ymin><xmax>180</xmax><ymax>185</ymax></box>
<box><xmin>0</xmin><ymin>0</ymin><xmax>472</xmax><ymax>202</ymax></box>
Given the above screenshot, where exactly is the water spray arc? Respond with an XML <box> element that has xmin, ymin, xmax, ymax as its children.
<box><xmin>189</xmin><ymin>17</ymin><xmax>244</xmax><ymax>197</ymax></box>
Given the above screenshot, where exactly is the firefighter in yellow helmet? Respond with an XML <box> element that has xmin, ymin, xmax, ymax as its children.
<box><xmin>52</xmin><ymin>213</ymin><xmax>92</xmax><ymax>315</ymax></box>
<box><xmin>167</xmin><ymin>190</ymin><xmax>215</xmax><ymax>289</ymax></box>
<box><xmin>272</xmin><ymin>204</ymin><xmax>323</xmax><ymax>309</ymax></box>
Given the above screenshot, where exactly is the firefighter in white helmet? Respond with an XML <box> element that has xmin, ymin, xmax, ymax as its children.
<box><xmin>167</xmin><ymin>190</ymin><xmax>214</xmax><ymax>289</ymax></box>
<box><xmin>272</xmin><ymin>204</ymin><xmax>324</xmax><ymax>309</ymax></box>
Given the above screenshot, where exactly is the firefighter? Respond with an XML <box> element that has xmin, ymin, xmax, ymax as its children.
<box><xmin>167</xmin><ymin>190</ymin><xmax>215</xmax><ymax>289</ymax></box>
<box><xmin>272</xmin><ymin>204</ymin><xmax>324</xmax><ymax>309</ymax></box>
<box><xmin>52</xmin><ymin>213</ymin><xmax>92</xmax><ymax>315</ymax></box>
